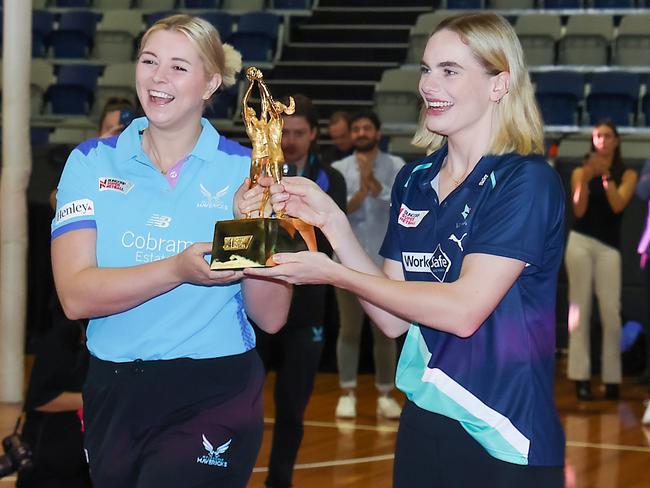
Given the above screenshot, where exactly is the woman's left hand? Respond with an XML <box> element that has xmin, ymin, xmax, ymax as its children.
<box><xmin>243</xmin><ymin>251</ymin><xmax>339</xmax><ymax>285</ymax></box>
<box><xmin>234</xmin><ymin>177</ymin><xmax>274</xmax><ymax>218</ymax></box>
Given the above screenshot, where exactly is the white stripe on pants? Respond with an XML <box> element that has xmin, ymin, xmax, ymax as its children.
<box><xmin>565</xmin><ymin>231</ymin><xmax>622</xmax><ymax>384</ymax></box>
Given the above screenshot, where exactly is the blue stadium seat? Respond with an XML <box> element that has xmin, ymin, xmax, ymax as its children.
<box><xmin>50</xmin><ymin>11</ymin><xmax>99</xmax><ymax>59</ymax></box>
<box><xmin>542</xmin><ymin>0</ymin><xmax>581</xmax><ymax>7</ymax></box>
<box><xmin>32</xmin><ymin>10</ymin><xmax>55</xmax><ymax>58</ymax></box>
<box><xmin>592</xmin><ymin>0</ymin><xmax>634</xmax><ymax>6</ymax></box>
<box><xmin>228</xmin><ymin>12</ymin><xmax>280</xmax><ymax>62</ymax></box>
<box><xmin>144</xmin><ymin>11</ymin><xmax>177</xmax><ymax>28</ymax></box>
<box><xmin>586</xmin><ymin>72</ymin><xmax>640</xmax><ymax>126</ymax></box>
<box><xmin>185</xmin><ymin>0</ymin><xmax>221</xmax><ymax>7</ymax></box>
<box><xmin>46</xmin><ymin>64</ymin><xmax>101</xmax><ymax>115</ymax></box>
<box><xmin>30</xmin><ymin>127</ymin><xmax>50</xmax><ymax>146</ymax></box>
<box><xmin>197</xmin><ymin>12</ymin><xmax>234</xmax><ymax>40</ymax></box>
<box><xmin>534</xmin><ymin>71</ymin><xmax>585</xmax><ymax>126</ymax></box>
<box><xmin>204</xmin><ymin>82</ymin><xmax>239</xmax><ymax>119</ymax></box>
<box><xmin>446</xmin><ymin>0</ymin><xmax>484</xmax><ymax>8</ymax></box>
<box><xmin>271</xmin><ymin>0</ymin><xmax>311</xmax><ymax>8</ymax></box>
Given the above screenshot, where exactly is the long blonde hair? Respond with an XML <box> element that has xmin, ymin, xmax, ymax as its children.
<box><xmin>412</xmin><ymin>12</ymin><xmax>544</xmax><ymax>156</ymax></box>
<box><xmin>138</xmin><ymin>14</ymin><xmax>241</xmax><ymax>91</ymax></box>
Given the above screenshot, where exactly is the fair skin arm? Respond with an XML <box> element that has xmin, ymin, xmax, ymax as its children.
<box><xmin>571</xmin><ymin>165</ymin><xmax>593</xmax><ymax>219</ymax></box>
<box><xmin>246</xmin><ymin>177</ymin><xmax>525</xmax><ymax>338</ymax></box>
<box><xmin>53</xmin><ymin>181</ymin><xmax>291</xmax><ymax>333</ymax></box>
<box><xmin>602</xmin><ymin>168</ymin><xmax>637</xmax><ymax>214</ymax></box>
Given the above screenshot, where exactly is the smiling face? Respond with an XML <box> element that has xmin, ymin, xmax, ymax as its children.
<box><xmin>350</xmin><ymin>117</ymin><xmax>380</xmax><ymax>152</ymax></box>
<box><xmin>136</xmin><ymin>29</ymin><xmax>221</xmax><ymax>131</ymax></box>
<box><xmin>418</xmin><ymin>29</ymin><xmax>507</xmax><ymax>145</ymax></box>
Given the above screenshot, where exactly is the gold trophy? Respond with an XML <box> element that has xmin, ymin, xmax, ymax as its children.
<box><xmin>210</xmin><ymin>67</ymin><xmax>317</xmax><ymax>270</ymax></box>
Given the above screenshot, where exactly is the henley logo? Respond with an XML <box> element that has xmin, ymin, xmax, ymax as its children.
<box><xmin>449</xmin><ymin>233</ymin><xmax>468</xmax><ymax>251</ymax></box>
<box><xmin>398</xmin><ymin>204</ymin><xmax>429</xmax><ymax>228</ymax></box>
<box><xmin>197</xmin><ymin>435</ymin><xmax>231</xmax><ymax>468</ymax></box>
<box><xmin>198</xmin><ymin>184</ymin><xmax>229</xmax><ymax>209</ymax></box>
<box><xmin>56</xmin><ymin>199</ymin><xmax>94</xmax><ymax>224</ymax></box>
<box><xmin>98</xmin><ymin>177</ymin><xmax>134</xmax><ymax>194</ymax></box>
<box><xmin>146</xmin><ymin>214</ymin><xmax>172</xmax><ymax>228</ymax></box>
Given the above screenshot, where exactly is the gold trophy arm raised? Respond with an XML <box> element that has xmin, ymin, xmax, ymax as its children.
<box><xmin>210</xmin><ymin>67</ymin><xmax>316</xmax><ymax>270</ymax></box>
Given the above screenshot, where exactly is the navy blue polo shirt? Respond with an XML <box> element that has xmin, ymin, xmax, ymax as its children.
<box><xmin>380</xmin><ymin>144</ymin><xmax>566</xmax><ymax>466</ymax></box>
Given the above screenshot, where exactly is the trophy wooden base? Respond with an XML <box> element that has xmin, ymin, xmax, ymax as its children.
<box><xmin>210</xmin><ymin>217</ymin><xmax>317</xmax><ymax>270</ymax></box>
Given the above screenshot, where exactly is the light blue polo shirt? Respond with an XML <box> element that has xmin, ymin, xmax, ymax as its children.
<box><xmin>380</xmin><ymin>145</ymin><xmax>566</xmax><ymax>466</ymax></box>
<box><xmin>52</xmin><ymin>117</ymin><xmax>256</xmax><ymax>362</ymax></box>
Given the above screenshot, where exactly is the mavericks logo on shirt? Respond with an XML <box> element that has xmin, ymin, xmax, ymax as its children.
<box><xmin>56</xmin><ymin>199</ymin><xmax>94</xmax><ymax>224</ymax></box>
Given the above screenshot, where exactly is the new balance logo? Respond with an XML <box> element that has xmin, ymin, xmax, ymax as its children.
<box><xmin>196</xmin><ymin>435</ymin><xmax>231</xmax><ymax>468</ymax></box>
<box><xmin>146</xmin><ymin>214</ymin><xmax>172</xmax><ymax>228</ymax></box>
<box><xmin>448</xmin><ymin>233</ymin><xmax>467</xmax><ymax>251</ymax></box>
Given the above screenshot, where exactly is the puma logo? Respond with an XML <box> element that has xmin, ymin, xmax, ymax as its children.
<box><xmin>448</xmin><ymin>233</ymin><xmax>468</xmax><ymax>251</ymax></box>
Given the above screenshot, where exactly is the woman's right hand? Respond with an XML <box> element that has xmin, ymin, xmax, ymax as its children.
<box><xmin>268</xmin><ymin>176</ymin><xmax>342</xmax><ymax>229</ymax></box>
<box><xmin>173</xmin><ymin>242</ymin><xmax>242</xmax><ymax>286</ymax></box>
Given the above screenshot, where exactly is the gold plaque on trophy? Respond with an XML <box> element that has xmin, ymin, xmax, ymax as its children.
<box><xmin>210</xmin><ymin>67</ymin><xmax>317</xmax><ymax>270</ymax></box>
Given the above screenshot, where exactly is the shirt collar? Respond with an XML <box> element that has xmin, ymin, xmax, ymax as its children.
<box><xmin>115</xmin><ymin>117</ymin><xmax>220</xmax><ymax>165</ymax></box>
<box><xmin>416</xmin><ymin>144</ymin><xmax>515</xmax><ymax>194</ymax></box>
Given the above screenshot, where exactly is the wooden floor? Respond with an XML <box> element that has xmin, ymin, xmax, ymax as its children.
<box><xmin>2</xmin><ymin>356</ymin><xmax>650</xmax><ymax>487</ymax></box>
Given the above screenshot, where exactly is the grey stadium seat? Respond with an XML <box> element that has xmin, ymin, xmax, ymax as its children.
<box><xmin>614</xmin><ymin>14</ymin><xmax>650</xmax><ymax>66</ymax></box>
<box><xmin>31</xmin><ymin>59</ymin><xmax>54</xmax><ymax>117</ymax></box>
<box><xmin>558</xmin><ymin>14</ymin><xmax>614</xmax><ymax>66</ymax></box>
<box><xmin>406</xmin><ymin>10</ymin><xmax>458</xmax><ymax>64</ymax></box>
<box><xmin>515</xmin><ymin>14</ymin><xmax>562</xmax><ymax>66</ymax></box>
<box><xmin>374</xmin><ymin>67</ymin><xmax>421</xmax><ymax>124</ymax></box>
<box><xmin>93</xmin><ymin>10</ymin><xmax>144</xmax><ymax>63</ymax></box>
<box><xmin>93</xmin><ymin>63</ymin><xmax>137</xmax><ymax>119</ymax></box>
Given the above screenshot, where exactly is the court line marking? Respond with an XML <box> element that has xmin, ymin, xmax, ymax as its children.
<box><xmin>5</xmin><ymin>422</ymin><xmax>649</xmax><ymax>481</ymax></box>
<box><xmin>253</xmin><ymin>453</ymin><xmax>395</xmax><ymax>472</ymax></box>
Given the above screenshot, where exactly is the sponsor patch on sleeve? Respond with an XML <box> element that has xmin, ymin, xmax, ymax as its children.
<box><xmin>98</xmin><ymin>177</ymin><xmax>134</xmax><ymax>194</ymax></box>
<box><xmin>56</xmin><ymin>198</ymin><xmax>95</xmax><ymax>224</ymax></box>
<box><xmin>398</xmin><ymin>204</ymin><xmax>429</xmax><ymax>228</ymax></box>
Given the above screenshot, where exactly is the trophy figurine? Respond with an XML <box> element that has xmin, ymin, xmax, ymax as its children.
<box><xmin>210</xmin><ymin>67</ymin><xmax>317</xmax><ymax>270</ymax></box>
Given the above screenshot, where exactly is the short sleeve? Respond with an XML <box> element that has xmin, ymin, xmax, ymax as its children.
<box><xmin>379</xmin><ymin>165</ymin><xmax>410</xmax><ymax>262</ymax></box>
<box><xmin>464</xmin><ymin>160</ymin><xmax>565</xmax><ymax>268</ymax></box>
<box><xmin>51</xmin><ymin>146</ymin><xmax>97</xmax><ymax>240</ymax></box>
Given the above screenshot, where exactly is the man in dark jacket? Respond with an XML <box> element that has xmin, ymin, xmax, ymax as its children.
<box><xmin>254</xmin><ymin>94</ymin><xmax>347</xmax><ymax>488</ymax></box>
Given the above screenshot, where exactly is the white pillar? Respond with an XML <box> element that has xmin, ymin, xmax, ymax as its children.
<box><xmin>0</xmin><ymin>0</ymin><xmax>33</xmax><ymax>403</ymax></box>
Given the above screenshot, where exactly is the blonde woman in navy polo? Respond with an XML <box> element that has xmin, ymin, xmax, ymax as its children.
<box><xmin>51</xmin><ymin>15</ymin><xmax>291</xmax><ymax>488</ymax></box>
<box><xmin>249</xmin><ymin>12</ymin><xmax>566</xmax><ymax>488</ymax></box>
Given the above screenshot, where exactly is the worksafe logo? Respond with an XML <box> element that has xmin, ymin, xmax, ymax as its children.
<box><xmin>429</xmin><ymin>244</ymin><xmax>451</xmax><ymax>282</ymax></box>
<box><xmin>196</xmin><ymin>435</ymin><xmax>231</xmax><ymax>468</ymax></box>
<box><xmin>402</xmin><ymin>245</ymin><xmax>451</xmax><ymax>282</ymax></box>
